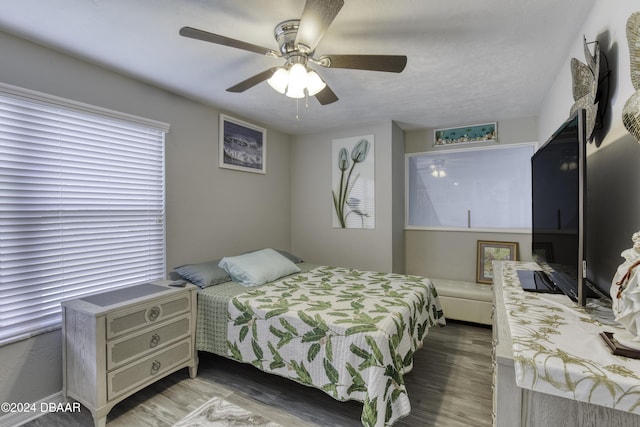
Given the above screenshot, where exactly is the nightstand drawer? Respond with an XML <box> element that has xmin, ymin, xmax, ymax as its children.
<box><xmin>108</xmin><ymin>339</ymin><xmax>191</xmax><ymax>400</ymax></box>
<box><xmin>107</xmin><ymin>314</ymin><xmax>191</xmax><ymax>369</ymax></box>
<box><xmin>106</xmin><ymin>293</ymin><xmax>191</xmax><ymax>339</ymax></box>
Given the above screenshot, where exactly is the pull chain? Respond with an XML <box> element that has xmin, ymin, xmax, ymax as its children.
<box><xmin>295</xmin><ymin>92</ymin><xmax>311</xmax><ymax>121</ymax></box>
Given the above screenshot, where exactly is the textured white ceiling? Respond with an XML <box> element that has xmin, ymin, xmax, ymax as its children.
<box><xmin>0</xmin><ymin>0</ymin><xmax>596</xmax><ymax>135</ymax></box>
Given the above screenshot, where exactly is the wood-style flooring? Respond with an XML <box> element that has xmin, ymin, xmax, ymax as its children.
<box><xmin>23</xmin><ymin>321</ymin><xmax>493</xmax><ymax>427</ymax></box>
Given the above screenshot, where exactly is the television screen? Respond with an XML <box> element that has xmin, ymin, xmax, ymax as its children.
<box><xmin>529</xmin><ymin>109</ymin><xmax>587</xmax><ymax>305</ymax></box>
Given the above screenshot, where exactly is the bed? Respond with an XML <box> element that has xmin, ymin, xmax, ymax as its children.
<box><xmin>173</xmin><ymin>249</ymin><xmax>445</xmax><ymax>427</ymax></box>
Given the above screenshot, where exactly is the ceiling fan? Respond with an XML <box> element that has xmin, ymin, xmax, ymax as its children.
<box><xmin>179</xmin><ymin>0</ymin><xmax>407</xmax><ymax>105</ymax></box>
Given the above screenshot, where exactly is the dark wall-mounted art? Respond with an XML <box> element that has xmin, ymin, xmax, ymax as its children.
<box><xmin>219</xmin><ymin>114</ymin><xmax>266</xmax><ymax>174</ymax></box>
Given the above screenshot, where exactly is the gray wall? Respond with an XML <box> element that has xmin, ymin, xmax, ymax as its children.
<box><xmin>0</xmin><ymin>31</ymin><xmax>292</xmax><ymax>411</ymax></box>
<box><xmin>404</xmin><ymin>117</ymin><xmax>538</xmax><ymax>281</ymax></box>
<box><xmin>537</xmin><ymin>1</ymin><xmax>640</xmax><ymax>295</ymax></box>
<box><xmin>391</xmin><ymin>123</ymin><xmax>406</xmax><ymax>273</ymax></box>
<box><xmin>290</xmin><ymin>121</ymin><xmax>404</xmax><ymax>273</ymax></box>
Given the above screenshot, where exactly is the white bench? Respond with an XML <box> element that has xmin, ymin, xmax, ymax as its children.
<box><xmin>431</xmin><ymin>278</ymin><xmax>493</xmax><ymax>325</ymax></box>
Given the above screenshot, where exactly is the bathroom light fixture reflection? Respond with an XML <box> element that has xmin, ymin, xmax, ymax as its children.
<box><xmin>560</xmin><ymin>158</ymin><xmax>578</xmax><ymax>171</ymax></box>
<box><xmin>431</xmin><ymin>168</ymin><xmax>446</xmax><ymax>178</ymax></box>
<box><xmin>430</xmin><ymin>159</ymin><xmax>447</xmax><ymax>178</ymax></box>
<box><xmin>560</xmin><ymin>151</ymin><xmax>578</xmax><ymax>171</ymax></box>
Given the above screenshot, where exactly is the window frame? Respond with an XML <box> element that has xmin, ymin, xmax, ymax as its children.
<box><xmin>405</xmin><ymin>142</ymin><xmax>537</xmax><ymax>233</ymax></box>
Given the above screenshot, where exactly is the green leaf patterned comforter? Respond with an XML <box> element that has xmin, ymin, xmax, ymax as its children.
<box><xmin>197</xmin><ymin>265</ymin><xmax>445</xmax><ymax>427</ymax></box>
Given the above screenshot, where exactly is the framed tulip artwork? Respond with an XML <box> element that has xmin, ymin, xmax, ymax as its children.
<box><xmin>331</xmin><ymin>135</ymin><xmax>375</xmax><ymax>229</ymax></box>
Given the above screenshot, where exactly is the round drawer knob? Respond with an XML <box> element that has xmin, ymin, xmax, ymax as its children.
<box><xmin>147</xmin><ymin>306</ymin><xmax>161</xmax><ymax>322</ymax></box>
<box><xmin>151</xmin><ymin>360</ymin><xmax>161</xmax><ymax>374</ymax></box>
<box><xmin>150</xmin><ymin>333</ymin><xmax>161</xmax><ymax>348</ymax></box>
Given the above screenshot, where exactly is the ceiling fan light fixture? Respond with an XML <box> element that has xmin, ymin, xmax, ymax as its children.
<box><xmin>267</xmin><ymin>67</ymin><xmax>289</xmax><ymax>94</ymax></box>
<box><xmin>268</xmin><ymin>63</ymin><xmax>327</xmax><ymax>99</ymax></box>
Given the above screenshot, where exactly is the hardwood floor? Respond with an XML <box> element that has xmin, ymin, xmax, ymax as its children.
<box><xmin>23</xmin><ymin>321</ymin><xmax>493</xmax><ymax>427</ymax></box>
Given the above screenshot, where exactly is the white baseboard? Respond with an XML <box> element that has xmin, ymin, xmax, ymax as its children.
<box><xmin>0</xmin><ymin>392</ymin><xmax>66</xmax><ymax>427</ymax></box>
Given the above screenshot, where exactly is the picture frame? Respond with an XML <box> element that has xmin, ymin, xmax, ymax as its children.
<box><xmin>219</xmin><ymin>114</ymin><xmax>266</xmax><ymax>174</ymax></box>
<box><xmin>476</xmin><ymin>240</ymin><xmax>519</xmax><ymax>284</ymax></box>
<box><xmin>434</xmin><ymin>122</ymin><xmax>497</xmax><ymax>146</ymax></box>
<box><xmin>331</xmin><ymin>135</ymin><xmax>375</xmax><ymax>229</ymax></box>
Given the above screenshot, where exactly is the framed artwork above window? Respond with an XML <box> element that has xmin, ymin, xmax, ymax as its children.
<box><xmin>434</xmin><ymin>122</ymin><xmax>497</xmax><ymax>146</ymax></box>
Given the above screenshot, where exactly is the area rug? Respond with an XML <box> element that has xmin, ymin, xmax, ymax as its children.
<box><xmin>172</xmin><ymin>396</ymin><xmax>282</xmax><ymax>427</ymax></box>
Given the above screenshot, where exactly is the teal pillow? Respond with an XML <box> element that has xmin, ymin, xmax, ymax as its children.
<box><xmin>173</xmin><ymin>260</ymin><xmax>231</xmax><ymax>288</ymax></box>
<box><xmin>218</xmin><ymin>248</ymin><xmax>301</xmax><ymax>287</ymax></box>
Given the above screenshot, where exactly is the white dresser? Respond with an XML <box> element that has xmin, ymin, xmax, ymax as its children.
<box><xmin>62</xmin><ymin>281</ymin><xmax>198</xmax><ymax>427</ymax></box>
<box><xmin>492</xmin><ymin>261</ymin><xmax>640</xmax><ymax>426</ymax></box>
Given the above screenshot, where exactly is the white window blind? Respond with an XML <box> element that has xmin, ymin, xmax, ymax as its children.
<box><xmin>0</xmin><ymin>84</ymin><xmax>169</xmax><ymax>345</ymax></box>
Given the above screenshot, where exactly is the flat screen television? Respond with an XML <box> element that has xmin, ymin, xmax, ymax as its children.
<box><xmin>520</xmin><ymin>109</ymin><xmax>589</xmax><ymax>305</ymax></box>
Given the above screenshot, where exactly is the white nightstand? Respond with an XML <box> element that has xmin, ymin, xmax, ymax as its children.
<box><xmin>62</xmin><ymin>281</ymin><xmax>198</xmax><ymax>427</ymax></box>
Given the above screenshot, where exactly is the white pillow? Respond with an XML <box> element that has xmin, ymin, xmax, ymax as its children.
<box><xmin>218</xmin><ymin>248</ymin><xmax>301</xmax><ymax>286</ymax></box>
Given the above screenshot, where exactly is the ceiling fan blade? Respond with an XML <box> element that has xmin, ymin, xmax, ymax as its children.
<box><xmin>295</xmin><ymin>0</ymin><xmax>344</xmax><ymax>53</ymax></box>
<box><xmin>319</xmin><ymin>54</ymin><xmax>407</xmax><ymax>73</ymax></box>
<box><xmin>315</xmin><ymin>84</ymin><xmax>339</xmax><ymax>105</ymax></box>
<box><xmin>226</xmin><ymin>68</ymin><xmax>279</xmax><ymax>93</ymax></box>
<box><xmin>179</xmin><ymin>26</ymin><xmax>278</xmax><ymax>56</ymax></box>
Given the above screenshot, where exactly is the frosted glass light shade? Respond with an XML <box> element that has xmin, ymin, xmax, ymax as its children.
<box><xmin>286</xmin><ymin>86</ymin><xmax>306</xmax><ymax>98</ymax></box>
<box><xmin>306</xmin><ymin>70</ymin><xmax>326</xmax><ymax>96</ymax></box>
<box><xmin>267</xmin><ymin>68</ymin><xmax>289</xmax><ymax>94</ymax></box>
<box><xmin>286</xmin><ymin>63</ymin><xmax>307</xmax><ymax>98</ymax></box>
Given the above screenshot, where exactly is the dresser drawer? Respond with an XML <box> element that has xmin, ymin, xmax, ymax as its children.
<box><xmin>106</xmin><ymin>293</ymin><xmax>190</xmax><ymax>339</ymax></box>
<box><xmin>107</xmin><ymin>339</ymin><xmax>191</xmax><ymax>400</ymax></box>
<box><xmin>107</xmin><ymin>314</ymin><xmax>191</xmax><ymax>370</ymax></box>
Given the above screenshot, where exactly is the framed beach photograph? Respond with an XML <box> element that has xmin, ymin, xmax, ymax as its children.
<box><xmin>476</xmin><ymin>240</ymin><xmax>519</xmax><ymax>284</ymax></box>
<box><xmin>219</xmin><ymin>114</ymin><xmax>266</xmax><ymax>174</ymax></box>
<box><xmin>434</xmin><ymin>122</ymin><xmax>497</xmax><ymax>146</ymax></box>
